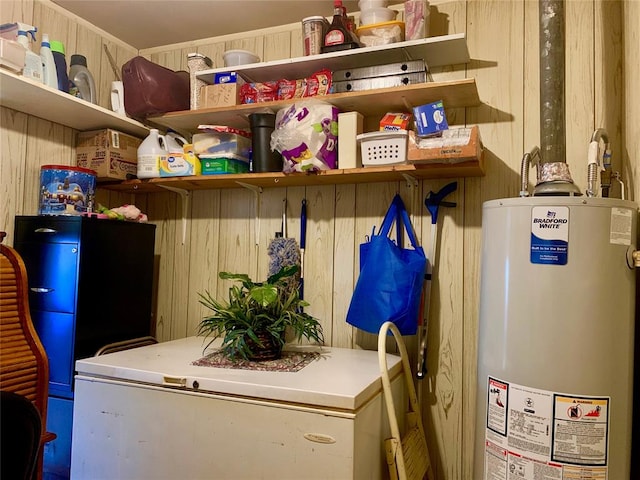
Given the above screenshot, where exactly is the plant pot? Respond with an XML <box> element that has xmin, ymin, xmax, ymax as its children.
<box><xmin>246</xmin><ymin>330</ymin><xmax>283</xmax><ymax>361</ymax></box>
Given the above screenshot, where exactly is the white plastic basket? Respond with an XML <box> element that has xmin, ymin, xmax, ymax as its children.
<box><xmin>357</xmin><ymin>131</ymin><xmax>408</xmax><ymax>167</ymax></box>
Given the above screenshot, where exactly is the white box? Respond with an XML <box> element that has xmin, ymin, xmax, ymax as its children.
<box><xmin>338</xmin><ymin>111</ymin><xmax>364</xmax><ymax>169</ymax></box>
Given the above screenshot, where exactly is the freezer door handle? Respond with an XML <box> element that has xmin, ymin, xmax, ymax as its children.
<box><xmin>163</xmin><ymin>376</ymin><xmax>187</xmax><ymax>387</ymax></box>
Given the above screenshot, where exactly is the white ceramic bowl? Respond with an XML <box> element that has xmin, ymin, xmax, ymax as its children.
<box><xmin>358</xmin><ymin>0</ymin><xmax>389</xmax><ymax>10</ymax></box>
<box><xmin>359</xmin><ymin>7</ymin><xmax>397</xmax><ymax>26</ymax></box>
<box><xmin>223</xmin><ymin>49</ymin><xmax>260</xmax><ymax>67</ymax></box>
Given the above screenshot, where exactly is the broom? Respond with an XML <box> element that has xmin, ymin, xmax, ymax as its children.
<box><xmin>268</xmin><ymin>199</ymin><xmax>301</xmax><ymax>291</ymax></box>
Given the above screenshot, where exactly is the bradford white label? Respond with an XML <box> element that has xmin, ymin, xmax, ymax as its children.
<box><xmin>530</xmin><ymin>206</ymin><xmax>569</xmax><ymax>265</ymax></box>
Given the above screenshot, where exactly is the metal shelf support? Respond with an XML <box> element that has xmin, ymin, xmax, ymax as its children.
<box><xmin>158</xmin><ymin>185</ymin><xmax>190</xmax><ymax>245</ymax></box>
<box><xmin>236</xmin><ymin>182</ymin><xmax>263</xmax><ymax>245</ymax></box>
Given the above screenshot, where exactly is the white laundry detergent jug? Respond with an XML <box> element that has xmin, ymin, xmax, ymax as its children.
<box><xmin>159</xmin><ymin>132</ymin><xmax>196</xmax><ymax>177</ymax></box>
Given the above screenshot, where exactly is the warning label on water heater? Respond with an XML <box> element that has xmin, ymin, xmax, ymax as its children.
<box><xmin>483</xmin><ymin>377</ymin><xmax>610</xmax><ymax>480</ymax></box>
<box><xmin>530</xmin><ymin>206</ymin><xmax>569</xmax><ymax>265</ymax></box>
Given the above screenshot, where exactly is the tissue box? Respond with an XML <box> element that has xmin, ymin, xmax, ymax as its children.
<box><xmin>76</xmin><ymin>128</ymin><xmax>142</xmax><ymax>181</ymax></box>
<box><xmin>407</xmin><ymin>125</ymin><xmax>482</xmax><ymax>164</ymax></box>
<box><xmin>413</xmin><ymin>100</ymin><xmax>448</xmax><ymax>136</ymax></box>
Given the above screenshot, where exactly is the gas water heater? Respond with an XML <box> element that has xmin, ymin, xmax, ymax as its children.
<box><xmin>475</xmin><ymin>193</ymin><xmax>637</xmax><ymax>479</ymax></box>
<box><xmin>474</xmin><ymin>2</ymin><xmax>637</xmax><ymax>478</ymax></box>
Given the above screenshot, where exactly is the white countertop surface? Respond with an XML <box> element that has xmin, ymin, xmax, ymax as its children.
<box><xmin>75</xmin><ymin>336</ymin><xmax>403</xmax><ymax>411</ymax></box>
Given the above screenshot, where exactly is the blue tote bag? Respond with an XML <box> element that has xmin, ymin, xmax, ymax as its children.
<box><xmin>346</xmin><ymin>194</ymin><xmax>427</xmax><ymax>335</ymax></box>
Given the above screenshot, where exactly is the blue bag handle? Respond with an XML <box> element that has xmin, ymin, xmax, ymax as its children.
<box><xmin>378</xmin><ymin>194</ymin><xmax>421</xmax><ymax>249</ymax></box>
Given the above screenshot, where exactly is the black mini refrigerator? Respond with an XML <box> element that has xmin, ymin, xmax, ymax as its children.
<box><xmin>13</xmin><ymin>215</ymin><xmax>156</xmax><ymax>479</ymax></box>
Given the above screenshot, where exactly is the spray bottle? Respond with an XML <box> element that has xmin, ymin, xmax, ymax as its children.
<box><xmin>16</xmin><ymin>23</ymin><xmax>43</xmax><ymax>82</ymax></box>
<box><xmin>40</xmin><ymin>33</ymin><xmax>58</xmax><ymax>89</ymax></box>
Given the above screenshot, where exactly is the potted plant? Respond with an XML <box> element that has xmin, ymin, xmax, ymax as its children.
<box><xmin>197</xmin><ymin>265</ymin><xmax>324</xmax><ymax>361</ymax></box>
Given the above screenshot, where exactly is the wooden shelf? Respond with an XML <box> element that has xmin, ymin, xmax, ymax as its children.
<box><xmin>2</xmin><ymin>31</ymin><xmax>485</xmax><ymax>195</ymax></box>
<box><xmin>196</xmin><ymin>33</ymin><xmax>470</xmax><ymax>84</ymax></box>
<box><xmin>114</xmin><ymin>33</ymin><xmax>483</xmax><ymax>194</ymax></box>
<box><xmin>0</xmin><ymin>69</ymin><xmax>149</xmax><ymax>137</ymax></box>
<box><xmin>149</xmin><ymin>78</ymin><xmax>479</xmax><ymax>134</ymax></box>
<box><xmin>148</xmin><ymin>33</ymin><xmax>476</xmax><ymax>135</ymax></box>
<box><xmin>99</xmin><ymin>160</ymin><xmax>485</xmax><ymax>194</ymax></box>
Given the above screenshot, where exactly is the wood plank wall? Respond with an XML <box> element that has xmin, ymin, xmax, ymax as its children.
<box><xmin>1</xmin><ymin>1</ymin><xmax>638</xmax><ymax>478</ymax></box>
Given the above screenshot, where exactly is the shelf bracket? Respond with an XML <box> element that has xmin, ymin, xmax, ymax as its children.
<box><xmin>158</xmin><ymin>185</ymin><xmax>190</xmax><ymax>246</ymax></box>
<box><xmin>235</xmin><ymin>182</ymin><xmax>263</xmax><ymax>195</ymax></box>
<box><xmin>402</xmin><ymin>173</ymin><xmax>419</xmax><ymax>189</ymax></box>
<box><xmin>236</xmin><ymin>182</ymin><xmax>263</xmax><ymax>246</ymax></box>
<box><xmin>401</xmin><ymin>96</ymin><xmax>414</xmax><ymax>113</ymax></box>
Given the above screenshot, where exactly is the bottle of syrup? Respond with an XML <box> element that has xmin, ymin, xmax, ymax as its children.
<box><xmin>322</xmin><ymin>0</ymin><xmax>359</xmax><ymax>52</ymax></box>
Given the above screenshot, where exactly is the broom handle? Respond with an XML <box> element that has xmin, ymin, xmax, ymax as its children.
<box><xmin>282</xmin><ymin>198</ymin><xmax>287</xmax><ymax>237</ymax></box>
<box><xmin>300</xmin><ymin>199</ymin><xmax>307</xmax><ymax>300</ymax></box>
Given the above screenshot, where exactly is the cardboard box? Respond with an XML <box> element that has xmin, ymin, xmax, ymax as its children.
<box><xmin>200</xmin><ymin>83</ymin><xmax>240</xmax><ymax>109</ymax></box>
<box><xmin>379</xmin><ymin>112</ymin><xmax>412</xmax><ymax>131</ymax></box>
<box><xmin>407</xmin><ymin>125</ymin><xmax>483</xmax><ymax>164</ymax></box>
<box><xmin>213</xmin><ymin>72</ymin><xmax>245</xmax><ymax>84</ymax></box>
<box><xmin>76</xmin><ymin>129</ymin><xmax>142</xmax><ymax>181</ymax></box>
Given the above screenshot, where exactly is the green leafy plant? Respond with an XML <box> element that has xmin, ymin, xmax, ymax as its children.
<box><xmin>197</xmin><ymin>265</ymin><xmax>324</xmax><ymax>360</ymax></box>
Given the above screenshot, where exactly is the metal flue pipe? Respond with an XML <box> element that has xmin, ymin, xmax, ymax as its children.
<box><xmin>534</xmin><ymin>0</ymin><xmax>581</xmax><ymax>195</ymax></box>
<box><xmin>539</xmin><ymin>0</ymin><xmax>565</xmax><ymax>165</ymax></box>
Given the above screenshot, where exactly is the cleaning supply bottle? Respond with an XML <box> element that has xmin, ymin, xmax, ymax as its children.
<box><xmin>137</xmin><ymin>129</ymin><xmax>167</xmax><ymax>179</ymax></box>
<box><xmin>160</xmin><ymin>131</ymin><xmax>194</xmax><ymax>177</ymax></box>
<box><xmin>16</xmin><ymin>23</ymin><xmax>43</xmax><ymax>82</ymax></box>
<box><xmin>49</xmin><ymin>40</ymin><xmax>69</xmax><ymax>92</ymax></box>
<box><xmin>39</xmin><ymin>33</ymin><xmax>58</xmax><ymax>89</ymax></box>
<box><xmin>68</xmin><ymin>54</ymin><xmax>97</xmax><ymax>104</ymax></box>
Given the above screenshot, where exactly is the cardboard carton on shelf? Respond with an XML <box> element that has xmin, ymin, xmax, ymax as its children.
<box><xmin>76</xmin><ymin>129</ymin><xmax>142</xmax><ymax>181</ymax></box>
<box><xmin>407</xmin><ymin>125</ymin><xmax>483</xmax><ymax>165</ymax></box>
<box><xmin>200</xmin><ymin>83</ymin><xmax>241</xmax><ymax>109</ymax></box>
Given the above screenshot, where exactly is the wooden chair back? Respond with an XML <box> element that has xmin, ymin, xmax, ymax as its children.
<box><xmin>0</xmin><ymin>231</ymin><xmax>55</xmax><ymax>479</ymax></box>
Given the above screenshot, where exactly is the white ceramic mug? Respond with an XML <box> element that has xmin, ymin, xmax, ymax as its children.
<box><xmin>110</xmin><ymin>80</ymin><xmax>126</xmax><ymax>115</ymax></box>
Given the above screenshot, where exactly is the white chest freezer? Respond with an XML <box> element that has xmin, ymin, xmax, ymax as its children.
<box><xmin>70</xmin><ymin>336</ymin><xmax>405</xmax><ymax>480</ymax></box>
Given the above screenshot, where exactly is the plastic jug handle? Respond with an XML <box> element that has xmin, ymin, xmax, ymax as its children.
<box><xmin>110</xmin><ymin>83</ymin><xmax>124</xmax><ymax>114</ymax></box>
<box><xmin>158</xmin><ymin>134</ymin><xmax>168</xmax><ymax>151</ymax></box>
